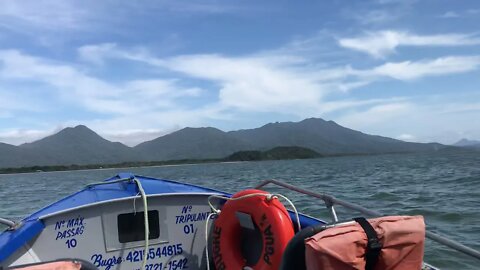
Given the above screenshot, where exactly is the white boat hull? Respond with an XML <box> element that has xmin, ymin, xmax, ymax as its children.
<box><xmin>5</xmin><ymin>193</ymin><xmax>219</xmax><ymax>270</ymax></box>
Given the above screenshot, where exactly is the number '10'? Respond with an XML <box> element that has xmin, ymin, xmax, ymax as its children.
<box><xmin>66</xmin><ymin>238</ymin><xmax>77</xmax><ymax>248</ymax></box>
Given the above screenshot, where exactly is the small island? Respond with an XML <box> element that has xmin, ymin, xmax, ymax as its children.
<box><xmin>226</xmin><ymin>146</ymin><xmax>321</xmax><ymax>161</ymax></box>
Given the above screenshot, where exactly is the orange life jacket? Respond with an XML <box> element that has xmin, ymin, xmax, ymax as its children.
<box><xmin>305</xmin><ymin>216</ymin><xmax>425</xmax><ymax>270</ymax></box>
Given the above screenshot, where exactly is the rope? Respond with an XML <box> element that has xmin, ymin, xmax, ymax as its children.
<box><xmin>204</xmin><ymin>212</ymin><xmax>217</xmax><ymax>270</ymax></box>
<box><xmin>86</xmin><ymin>177</ymin><xmax>149</xmax><ymax>270</ymax></box>
<box><xmin>133</xmin><ymin>177</ymin><xmax>149</xmax><ymax>270</ymax></box>
<box><xmin>207</xmin><ymin>193</ymin><xmax>301</xmax><ymax>230</ymax></box>
<box><xmin>204</xmin><ymin>192</ymin><xmax>301</xmax><ymax>269</ymax></box>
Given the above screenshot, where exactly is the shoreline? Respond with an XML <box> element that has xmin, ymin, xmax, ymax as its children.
<box><xmin>0</xmin><ymin>159</ymin><xmax>223</xmax><ymax>175</ymax></box>
<box><xmin>1</xmin><ymin>148</ymin><xmax>469</xmax><ymax>175</ymax></box>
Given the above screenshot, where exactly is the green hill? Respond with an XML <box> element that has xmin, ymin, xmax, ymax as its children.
<box><xmin>226</xmin><ymin>146</ymin><xmax>321</xmax><ymax>161</ymax></box>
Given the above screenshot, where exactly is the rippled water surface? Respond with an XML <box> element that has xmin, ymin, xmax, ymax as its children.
<box><xmin>1</xmin><ymin>151</ymin><xmax>479</xmax><ymax>269</ymax></box>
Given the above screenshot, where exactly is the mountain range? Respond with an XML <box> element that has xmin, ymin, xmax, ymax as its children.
<box><xmin>0</xmin><ymin>118</ymin><xmax>452</xmax><ymax>169</ymax></box>
<box><xmin>453</xmin><ymin>138</ymin><xmax>480</xmax><ymax>149</ymax></box>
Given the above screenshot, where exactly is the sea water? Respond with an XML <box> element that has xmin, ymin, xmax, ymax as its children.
<box><xmin>1</xmin><ymin>150</ymin><xmax>479</xmax><ymax>269</ymax></box>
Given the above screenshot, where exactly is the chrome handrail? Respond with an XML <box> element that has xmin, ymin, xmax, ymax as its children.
<box><xmin>254</xmin><ymin>179</ymin><xmax>480</xmax><ymax>261</ymax></box>
<box><xmin>0</xmin><ymin>217</ymin><xmax>15</xmax><ymax>228</ymax></box>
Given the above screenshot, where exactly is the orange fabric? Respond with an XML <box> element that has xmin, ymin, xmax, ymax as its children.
<box><xmin>15</xmin><ymin>261</ymin><xmax>82</xmax><ymax>270</ymax></box>
<box><xmin>305</xmin><ymin>216</ymin><xmax>425</xmax><ymax>270</ymax></box>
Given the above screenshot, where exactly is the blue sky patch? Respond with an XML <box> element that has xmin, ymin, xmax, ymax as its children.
<box><xmin>0</xmin><ymin>0</ymin><xmax>479</xmax><ymax>145</ymax></box>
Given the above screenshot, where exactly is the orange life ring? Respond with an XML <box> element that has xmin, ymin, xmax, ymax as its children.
<box><xmin>212</xmin><ymin>189</ymin><xmax>294</xmax><ymax>270</ymax></box>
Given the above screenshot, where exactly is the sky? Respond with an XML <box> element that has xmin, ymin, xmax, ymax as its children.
<box><xmin>0</xmin><ymin>0</ymin><xmax>479</xmax><ymax>146</ymax></box>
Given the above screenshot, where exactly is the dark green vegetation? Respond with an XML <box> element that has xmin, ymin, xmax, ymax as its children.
<box><xmin>226</xmin><ymin>146</ymin><xmax>321</xmax><ymax>161</ymax></box>
<box><xmin>0</xmin><ymin>146</ymin><xmax>321</xmax><ymax>174</ymax></box>
<box><xmin>0</xmin><ymin>159</ymin><xmax>219</xmax><ymax>174</ymax></box>
<box><xmin>0</xmin><ymin>118</ymin><xmax>457</xmax><ymax>171</ymax></box>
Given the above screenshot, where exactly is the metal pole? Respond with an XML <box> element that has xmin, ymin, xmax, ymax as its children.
<box><xmin>0</xmin><ymin>217</ymin><xmax>15</xmax><ymax>228</ymax></box>
<box><xmin>327</xmin><ymin>205</ymin><xmax>339</xmax><ymax>223</ymax></box>
<box><xmin>426</xmin><ymin>231</ymin><xmax>480</xmax><ymax>260</ymax></box>
<box><xmin>255</xmin><ymin>179</ymin><xmax>381</xmax><ymax>216</ymax></box>
<box><xmin>254</xmin><ymin>179</ymin><xmax>480</xmax><ymax>261</ymax></box>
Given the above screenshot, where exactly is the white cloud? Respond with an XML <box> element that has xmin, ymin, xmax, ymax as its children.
<box><xmin>440</xmin><ymin>102</ymin><xmax>480</xmax><ymax>114</ymax></box>
<box><xmin>440</xmin><ymin>11</ymin><xmax>460</xmax><ymax>18</ymax></box>
<box><xmin>77</xmin><ymin>43</ymin><xmax>166</xmax><ymax>66</ymax></box>
<box><xmin>101</xmin><ymin>129</ymin><xmax>174</xmax><ymax>146</ymax></box>
<box><xmin>4</xmin><ymin>35</ymin><xmax>480</xmax><ymax>145</ymax></box>
<box><xmin>438</xmin><ymin>9</ymin><xmax>480</xmax><ymax>19</ymax></box>
<box><xmin>338</xmin><ymin>31</ymin><xmax>480</xmax><ymax>58</ymax></box>
<box><xmin>164</xmin><ymin>54</ymin><xmax>326</xmax><ymax>113</ymax></box>
<box><xmin>126</xmin><ymin>79</ymin><xmax>201</xmax><ymax>99</ymax></box>
<box><xmin>0</xmin><ymin>46</ymin><xmax>402</xmax><ymax>145</ymax></box>
<box><xmin>77</xmin><ymin>43</ymin><xmax>118</xmax><ymax>65</ymax></box>
<box><xmin>83</xmin><ymin>106</ymin><xmax>229</xmax><ymax>146</ymax></box>
<box><xmin>0</xmin><ymin>1</ymin><xmax>244</xmax><ymax>48</ymax></box>
<box><xmin>1</xmin><ymin>1</ymin><xmax>479</xmax><ymax>147</ymax></box>
<box><xmin>0</xmin><ymin>0</ymin><xmax>242</xmax><ymax>35</ymax></box>
<box><xmin>78</xmin><ymin>45</ymin><xmax>338</xmax><ymax>114</ymax></box>
<box><xmin>156</xmin><ymin>0</ymin><xmax>244</xmax><ymax>14</ymax></box>
<box><xmin>467</xmin><ymin>9</ymin><xmax>480</xmax><ymax>15</ymax></box>
<box><xmin>309</xmin><ymin>55</ymin><xmax>480</xmax><ymax>82</ymax></box>
<box><xmin>336</xmin><ymin>95</ymin><xmax>480</xmax><ymax>144</ymax></box>
<box><xmin>0</xmin><ymin>49</ymin><xmax>135</xmax><ymax>115</ymax></box>
<box><xmin>0</xmin><ymin>50</ymin><xmax>204</xmax><ymax>116</ymax></box>
<box><xmin>0</xmin><ymin>89</ymin><xmax>45</xmax><ymax>115</ymax></box>
<box><xmin>338</xmin><ymin>102</ymin><xmax>413</xmax><ymax>127</ymax></box>
<box><xmin>320</xmin><ymin>97</ymin><xmax>407</xmax><ymax>113</ymax></box>
<box><xmin>375</xmin><ymin>0</ymin><xmax>417</xmax><ymax>4</ymax></box>
<box><xmin>368</xmin><ymin>56</ymin><xmax>480</xmax><ymax>80</ymax></box>
<box><xmin>355</xmin><ymin>10</ymin><xmax>398</xmax><ymax>25</ymax></box>
<box><xmin>77</xmin><ymin>44</ymin><xmax>480</xmax><ymax>115</ymax></box>
<box><xmin>396</xmin><ymin>133</ymin><xmax>416</xmax><ymax>141</ymax></box>
<box><xmin>0</xmin><ymin>0</ymin><xmax>90</xmax><ymax>32</ymax></box>
<box><xmin>0</xmin><ymin>128</ymin><xmax>57</xmax><ymax>145</ymax></box>
<box><xmin>0</xmin><ymin>49</ymin><xmax>225</xmax><ymax>145</ymax></box>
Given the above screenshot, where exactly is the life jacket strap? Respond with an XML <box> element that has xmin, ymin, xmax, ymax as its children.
<box><xmin>354</xmin><ymin>217</ymin><xmax>382</xmax><ymax>270</ymax></box>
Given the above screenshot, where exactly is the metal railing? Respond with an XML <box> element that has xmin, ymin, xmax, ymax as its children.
<box><xmin>254</xmin><ymin>179</ymin><xmax>480</xmax><ymax>261</ymax></box>
<box><xmin>0</xmin><ymin>217</ymin><xmax>15</xmax><ymax>228</ymax></box>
